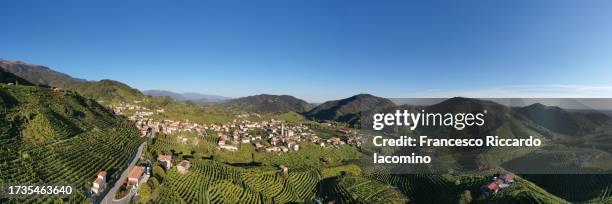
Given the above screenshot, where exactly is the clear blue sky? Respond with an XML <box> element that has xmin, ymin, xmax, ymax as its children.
<box><xmin>2</xmin><ymin>0</ymin><xmax>612</xmax><ymax>102</ymax></box>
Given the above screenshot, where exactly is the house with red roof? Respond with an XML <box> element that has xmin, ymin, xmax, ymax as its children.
<box><xmin>158</xmin><ymin>154</ymin><xmax>173</xmax><ymax>169</ymax></box>
<box><xmin>91</xmin><ymin>171</ymin><xmax>107</xmax><ymax>195</ymax></box>
<box><xmin>128</xmin><ymin>166</ymin><xmax>145</xmax><ymax>186</ymax></box>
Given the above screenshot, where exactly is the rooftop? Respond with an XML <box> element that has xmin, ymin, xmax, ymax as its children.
<box><xmin>128</xmin><ymin>166</ymin><xmax>145</xmax><ymax>179</ymax></box>
<box><xmin>158</xmin><ymin>155</ymin><xmax>172</xmax><ymax>161</ymax></box>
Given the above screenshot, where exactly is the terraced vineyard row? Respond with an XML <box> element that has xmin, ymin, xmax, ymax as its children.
<box><xmin>148</xmin><ymin>132</ymin><xmax>217</xmax><ymax>156</ymax></box>
<box><xmin>0</xmin><ymin>123</ymin><xmax>144</xmax><ymax>203</ymax></box>
<box><xmin>520</xmin><ymin>174</ymin><xmax>612</xmax><ymax>202</ymax></box>
<box><xmin>155</xmin><ymin>160</ymin><xmax>321</xmax><ymax>204</ymax></box>
<box><xmin>1</xmin><ymin>82</ymin><xmax>145</xmax><ymax>203</ymax></box>
<box><xmin>326</xmin><ymin>176</ymin><xmax>407</xmax><ymax>204</ymax></box>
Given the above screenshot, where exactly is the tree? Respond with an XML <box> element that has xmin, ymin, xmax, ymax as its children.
<box><xmin>138</xmin><ymin>183</ymin><xmax>152</xmax><ymax>203</ymax></box>
<box><xmin>153</xmin><ymin>165</ymin><xmax>166</xmax><ymax>182</ymax></box>
<box><xmin>148</xmin><ymin>177</ymin><xmax>160</xmax><ymax>189</ymax></box>
<box><xmin>457</xmin><ymin>190</ymin><xmax>472</xmax><ymax>204</ymax></box>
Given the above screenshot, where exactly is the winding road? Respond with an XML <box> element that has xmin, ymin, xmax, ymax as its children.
<box><xmin>99</xmin><ymin>142</ymin><xmax>146</xmax><ymax>204</ymax></box>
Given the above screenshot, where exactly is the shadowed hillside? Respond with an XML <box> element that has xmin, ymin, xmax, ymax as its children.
<box><xmin>225</xmin><ymin>94</ymin><xmax>312</xmax><ymax>113</ymax></box>
<box><xmin>0</xmin><ymin>68</ymin><xmax>35</xmax><ymax>86</ymax></box>
<box><xmin>306</xmin><ymin>94</ymin><xmax>395</xmax><ymax>126</ymax></box>
<box><xmin>516</xmin><ymin>103</ymin><xmax>610</xmax><ymax>136</ymax></box>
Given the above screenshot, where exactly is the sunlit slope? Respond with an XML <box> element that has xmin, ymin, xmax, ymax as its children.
<box><xmin>0</xmin><ymin>84</ymin><xmax>144</xmax><ymax>203</ymax></box>
<box><xmin>155</xmin><ymin>160</ymin><xmax>321</xmax><ymax>203</ymax></box>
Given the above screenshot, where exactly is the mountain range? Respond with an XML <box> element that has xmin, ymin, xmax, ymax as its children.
<box><xmin>2</xmin><ymin>58</ymin><xmax>611</xmax><ymax>133</ymax></box>
<box><xmin>516</xmin><ymin>103</ymin><xmax>609</xmax><ymax>136</ymax></box>
<box><xmin>0</xmin><ymin>59</ymin><xmax>85</xmax><ymax>87</ymax></box>
<box><xmin>0</xmin><ymin>60</ymin><xmax>145</xmax><ymax>103</ymax></box>
<box><xmin>144</xmin><ymin>90</ymin><xmax>230</xmax><ymax>103</ymax></box>
<box><xmin>2</xmin><ymin>59</ymin><xmax>612</xmax><ymax>203</ymax></box>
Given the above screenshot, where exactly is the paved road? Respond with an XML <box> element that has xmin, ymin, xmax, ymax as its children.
<box><xmin>99</xmin><ymin>142</ymin><xmax>146</xmax><ymax>204</ymax></box>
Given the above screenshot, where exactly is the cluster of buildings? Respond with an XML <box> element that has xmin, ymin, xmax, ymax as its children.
<box><xmin>90</xmin><ymin>171</ymin><xmax>107</xmax><ymax>195</ymax></box>
<box><xmin>108</xmin><ymin>102</ymin><xmax>207</xmax><ymax>136</ymax></box>
<box><xmin>89</xmin><ymin>99</ymin><xmax>373</xmax><ymax>202</ymax></box>
<box><xmin>107</xmin><ymin>101</ymin><xmax>364</xmax><ymax>155</ymax></box>
<box><xmin>157</xmin><ymin>154</ymin><xmax>191</xmax><ymax>174</ymax></box>
<box><xmin>91</xmin><ymin>164</ymin><xmax>149</xmax><ymax>197</ymax></box>
<box><xmin>216</xmin><ymin>119</ymin><xmax>363</xmax><ymax>153</ymax></box>
<box><xmin>481</xmin><ymin>172</ymin><xmax>515</xmax><ymax>196</ymax></box>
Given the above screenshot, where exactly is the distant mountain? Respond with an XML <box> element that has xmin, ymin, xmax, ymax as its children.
<box><xmin>516</xmin><ymin>103</ymin><xmax>610</xmax><ymax>135</ymax></box>
<box><xmin>144</xmin><ymin>90</ymin><xmax>230</xmax><ymax>103</ymax></box>
<box><xmin>0</xmin><ymin>68</ymin><xmax>35</xmax><ymax>86</ymax></box>
<box><xmin>1</xmin><ymin>59</ymin><xmax>144</xmax><ymax>103</ymax></box>
<box><xmin>143</xmin><ymin>90</ymin><xmax>185</xmax><ymax>100</ymax></box>
<box><xmin>225</xmin><ymin>94</ymin><xmax>311</xmax><ymax>113</ymax></box>
<box><xmin>305</xmin><ymin>94</ymin><xmax>395</xmax><ymax>126</ymax></box>
<box><xmin>0</xmin><ymin>59</ymin><xmax>85</xmax><ymax>87</ymax></box>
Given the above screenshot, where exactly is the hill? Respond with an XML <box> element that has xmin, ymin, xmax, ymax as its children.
<box><xmin>225</xmin><ymin>94</ymin><xmax>311</xmax><ymax>113</ymax></box>
<box><xmin>0</xmin><ymin>68</ymin><xmax>35</xmax><ymax>86</ymax></box>
<box><xmin>356</xmin><ymin>97</ymin><xmax>553</xmax><ymax>173</ymax></box>
<box><xmin>0</xmin><ymin>59</ymin><xmax>85</xmax><ymax>87</ymax></box>
<box><xmin>323</xmin><ymin>176</ymin><xmax>408</xmax><ymax>203</ymax></box>
<box><xmin>0</xmin><ymin>83</ymin><xmax>144</xmax><ymax>203</ymax></box>
<box><xmin>516</xmin><ymin>103</ymin><xmax>610</xmax><ymax>136</ymax></box>
<box><xmin>1</xmin><ymin>60</ymin><xmax>144</xmax><ymax>103</ymax></box>
<box><xmin>1</xmin><ymin>59</ymin><xmax>237</xmax><ymax>124</ymax></box>
<box><xmin>305</xmin><ymin>94</ymin><xmax>395</xmax><ymax>126</ymax></box>
<box><xmin>144</xmin><ymin>90</ymin><xmax>230</xmax><ymax>103</ymax></box>
<box><xmin>70</xmin><ymin>79</ymin><xmax>145</xmax><ymax>103</ymax></box>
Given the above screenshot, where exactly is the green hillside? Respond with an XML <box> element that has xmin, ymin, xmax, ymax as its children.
<box><xmin>153</xmin><ymin>160</ymin><xmax>321</xmax><ymax>203</ymax></box>
<box><xmin>67</xmin><ymin>79</ymin><xmax>145</xmax><ymax>103</ymax></box>
<box><xmin>3</xmin><ymin>59</ymin><xmax>612</xmax><ymax>203</ymax></box>
<box><xmin>1</xmin><ymin>60</ymin><xmax>144</xmax><ymax>104</ymax></box>
<box><xmin>323</xmin><ymin>176</ymin><xmax>408</xmax><ymax>203</ymax></box>
<box><xmin>1</xmin><ymin>60</ymin><xmax>238</xmax><ymax>124</ymax></box>
<box><xmin>517</xmin><ymin>103</ymin><xmax>610</xmax><ymax>136</ymax></box>
<box><xmin>0</xmin><ymin>84</ymin><xmax>144</xmax><ymax>203</ymax></box>
<box><xmin>306</xmin><ymin>94</ymin><xmax>396</xmax><ymax>127</ymax></box>
<box><xmin>225</xmin><ymin>94</ymin><xmax>313</xmax><ymax>113</ymax></box>
<box><xmin>519</xmin><ymin>174</ymin><xmax>612</xmax><ymax>202</ymax></box>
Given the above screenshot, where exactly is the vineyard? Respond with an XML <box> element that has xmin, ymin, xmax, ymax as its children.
<box><xmin>520</xmin><ymin>174</ymin><xmax>612</xmax><ymax>202</ymax></box>
<box><xmin>0</xmin><ymin>85</ymin><xmax>144</xmax><ymax>203</ymax></box>
<box><xmin>320</xmin><ymin>175</ymin><xmax>407</xmax><ymax>204</ymax></box>
<box><xmin>361</xmin><ymin>165</ymin><xmax>573</xmax><ymax>204</ymax></box>
<box><xmin>154</xmin><ymin>160</ymin><xmax>320</xmax><ymax>203</ymax></box>
<box><xmin>2</xmin><ymin>84</ymin><xmax>611</xmax><ymax>204</ymax></box>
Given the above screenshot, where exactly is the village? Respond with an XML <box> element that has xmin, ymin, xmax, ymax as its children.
<box><xmin>108</xmin><ymin>101</ymin><xmax>364</xmax><ymax>154</ymax></box>
<box><xmin>91</xmin><ymin>100</ymin><xmax>521</xmax><ymax>203</ymax></box>
<box><xmin>89</xmin><ymin>100</ymin><xmax>366</xmax><ymax>201</ymax></box>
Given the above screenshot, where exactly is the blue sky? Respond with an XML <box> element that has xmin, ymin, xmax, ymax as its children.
<box><xmin>2</xmin><ymin>0</ymin><xmax>612</xmax><ymax>102</ymax></box>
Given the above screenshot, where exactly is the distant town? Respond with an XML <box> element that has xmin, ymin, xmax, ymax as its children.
<box><xmin>109</xmin><ymin>101</ymin><xmax>364</xmax><ymax>154</ymax></box>
<box><xmin>86</xmin><ymin>100</ymin><xmax>368</xmax><ymax>202</ymax></box>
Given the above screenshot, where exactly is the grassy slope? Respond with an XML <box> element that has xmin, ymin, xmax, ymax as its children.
<box><xmin>0</xmin><ymin>84</ymin><xmax>144</xmax><ymax>203</ymax></box>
